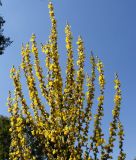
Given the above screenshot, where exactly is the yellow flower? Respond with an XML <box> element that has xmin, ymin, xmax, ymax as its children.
<box><xmin>31</xmin><ymin>130</ymin><xmax>35</xmax><ymax>136</ymax></box>
<box><xmin>114</xmin><ymin>95</ymin><xmax>121</xmax><ymax>102</ymax></box>
<box><xmin>53</xmin><ymin>149</ymin><xmax>56</xmax><ymax>155</ymax></box>
<box><xmin>49</xmin><ymin>81</ymin><xmax>53</xmax><ymax>86</ymax></box>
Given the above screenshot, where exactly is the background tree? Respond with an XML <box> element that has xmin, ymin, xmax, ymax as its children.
<box><xmin>25</xmin><ymin>121</ymin><xmax>46</xmax><ymax>160</ymax></box>
<box><xmin>8</xmin><ymin>2</ymin><xmax>126</xmax><ymax>160</ymax></box>
<box><xmin>0</xmin><ymin>0</ymin><xmax>12</xmax><ymax>55</ymax></box>
<box><xmin>0</xmin><ymin>115</ymin><xmax>10</xmax><ymax>160</ymax></box>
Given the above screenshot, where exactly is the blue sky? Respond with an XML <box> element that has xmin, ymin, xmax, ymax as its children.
<box><xmin>1</xmin><ymin>0</ymin><xmax>136</xmax><ymax>159</ymax></box>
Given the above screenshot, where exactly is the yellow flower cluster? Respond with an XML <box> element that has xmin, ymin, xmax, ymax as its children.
<box><xmin>101</xmin><ymin>74</ymin><xmax>125</xmax><ymax>160</ymax></box>
<box><xmin>8</xmin><ymin>2</ymin><xmax>125</xmax><ymax>160</ymax></box>
<box><xmin>63</xmin><ymin>24</ymin><xmax>75</xmax><ymax>110</ymax></box>
<box><xmin>118</xmin><ymin>121</ymin><xmax>126</xmax><ymax>160</ymax></box>
<box><xmin>90</xmin><ymin>59</ymin><xmax>105</xmax><ymax>159</ymax></box>
<box><xmin>8</xmin><ymin>69</ymin><xmax>36</xmax><ymax>160</ymax></box>
<box><xmin>97</xmin><ymin>60</ymin><xmax>105</xmax><ymax>90</ymax></box>
<box><xmin>82</xmin><ymin>54</ymin><xmax>96</xmax><ymax>156</ymax></box>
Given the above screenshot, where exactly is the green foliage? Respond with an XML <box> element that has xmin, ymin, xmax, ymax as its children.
<box><xmin>0</xmin><ymin>115</ymin><xmax>10</xmax><ymax>160</ymax></box>
<box><xmin>0</xmin><ymin>1</ymin><xmax>12</xmax><ymax>55</ymax></box>
<box><xmin>25</xmin><ymin>122</ymin><xmax>46</xmax><ymax>160</ymax></box>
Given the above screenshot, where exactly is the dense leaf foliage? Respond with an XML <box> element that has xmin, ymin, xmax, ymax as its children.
<box><xmin>0</xmin><ymin>1</ymin><xmax>12</xmax><ymax>55</ymax></box>
<box><xmin>0</xmin><ymin>115</ymin><xmax>10</xmax><ymax>160</ymax></box>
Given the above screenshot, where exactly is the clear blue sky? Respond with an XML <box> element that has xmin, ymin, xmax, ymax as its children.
<box><xmin>1</xmin><ymin>0</ymin><xmax>136</xmax><ymax>159</ymax></box>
